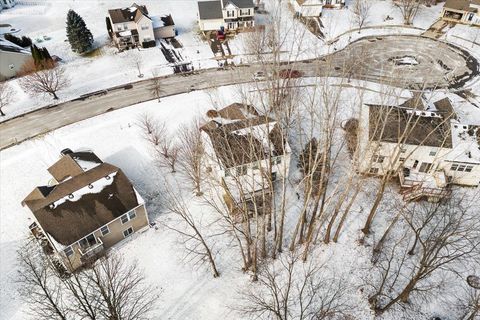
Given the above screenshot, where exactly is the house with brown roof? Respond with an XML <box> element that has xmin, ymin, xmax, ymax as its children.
<box><xmin>441</xmin><ymin>0</ymin><xmax>480</xmax><ymax>26</ymax></box>
<box><xmin>107</xmin><ymin>3</ymin><xmax>156</xmax><ymax>50</ymax></box>
<box><xmin>355</xmin><ymin>94</ymin><xmax>480</xmax><ymax>202</ymax></box>
<box><xmin>22</xmin><ymin>149</ymin><xmax>149</xmax><ymax>271</ymax></box>
<box><xmin>200</xmin><ymin>103</ymin><xmax>291</xmax><ymax>215</ymax></box>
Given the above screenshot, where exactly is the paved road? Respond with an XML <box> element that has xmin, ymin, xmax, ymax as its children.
<box><xmin>0</xmin><ymin>35</ymin><xmax>477</xmax><ymax>150</ymax></box>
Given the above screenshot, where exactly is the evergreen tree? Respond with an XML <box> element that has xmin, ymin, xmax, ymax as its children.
<box><xmin>30</xmin><ymin>44</ymin><xmax>41</xmax><ymax>66</ymax></box>
<box><xmin>66</xmin><ymin>10</ymin><xmax>94</xmax><ymax>54</ymax></box>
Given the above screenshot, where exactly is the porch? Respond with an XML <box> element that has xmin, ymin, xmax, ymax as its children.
<box><xmin>398</xmin><ymin>168</ymin><xmax>451</xmax><ymax>202</ymax></box>
<box><xmin>79</xmin><ymin>237</ymin><xmax>105</xmax><ymax>264</ymax></box>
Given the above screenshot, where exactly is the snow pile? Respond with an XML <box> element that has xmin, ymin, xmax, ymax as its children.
<box><xmin>52</xmin><ymin>171</ymin><xmax>117</xmax><ymax>207</ymax></box>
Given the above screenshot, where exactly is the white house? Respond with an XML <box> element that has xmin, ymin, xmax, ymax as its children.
<box><xmin>441</xmin><ymin>0</ymin><xmax>480</xmax><ymax>26</ymax></box>
<box><xmin>107</xmin><ymin>3</ymin><xmax>155</xmax><ymax>50</ymax></box>
<box><xmin>200</xmin><ymin>103</ymin><xmax>291</xmax><ymax>215</ymax></box>
<box><xmin>197</xmin><ymin>0</ymin><xmax>255</xmax><ymax>32</ymax></box>
<box><xmin>355</xmin><ymin>93</ymin><xmax>480</xmax><ymax>202</ymax></box>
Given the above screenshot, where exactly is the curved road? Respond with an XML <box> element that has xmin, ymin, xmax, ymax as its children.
<box><xmin>0</xmin><ymin>35</ymin><xmax>477</xmax><ymax>150</ymax></box>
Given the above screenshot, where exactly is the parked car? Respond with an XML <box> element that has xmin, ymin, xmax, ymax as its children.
<box><xmin>253</xmin><ymin>71</ymin><xmax>268</xmax><ymax>81</ymax></box>
<box><xmin>279</xmin><ymin>69</ymin><xmax>303</xmax><ymax>79</ymax></box>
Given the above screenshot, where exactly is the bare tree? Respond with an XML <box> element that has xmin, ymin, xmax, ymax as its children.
<box><xmin>151</xmin><ymin>70</ymin><xmax>162</xmax><ymax>102</ymax></box>
<box><xmin>352</xmin><ymin>0</ymin><xmax>372</xmax><ymax>32</ymax></box>
<box><xmin>164</xmin><ymin>183</ymin><xmax>220</xmax><ymax>277</ymax></box>
<box><xmin>367</xmin><ymin>195</ymin><xmax>480</xmax><ymax>314</ymax></box>
<box><xmin>237</xmin><ymin>252</ymin><xmax>354</xmax><ymax>320</ymax></box>
<box><xmin>178</xmin><ymin>119</ymin><xmax>205</xmax><ymax>196</ymax></box>
<box><xmin>394</xmin><ymin>0</ymin><xmax>422</xmax><ymax>25</ymax></box>
<box><xmin>86</xmin><ymin>253</ymin><xmax>160</xmax><ymax>320</ymax></box>
<box><xmin>130</xmin><ymin>51</ymin><xmax>144</xmax><ymax>78</ymax></box>
<box><xmin>0</xmin><ymin>81</ymin><xmax>15</xmax><ymax>116</ymax></box>
<box><xmin>19</xmin><ymin>64</ymin><xmax>70</xmax><ymax>100</ymax></box>
<box><xmin>16</xmin><ymin>240</ymin><xmax>68</xmax><ymax>320</ymax></box>
<box><xmin>138</xmin><ymin>114</ymin><xmax>179</xmax><ymax>173</ymax></box>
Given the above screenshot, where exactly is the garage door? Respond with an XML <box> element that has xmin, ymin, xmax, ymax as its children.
<box><xmin>202</xmin><ymin>20</ymin><xmax>223</xmax><ymax>31</ymax></box>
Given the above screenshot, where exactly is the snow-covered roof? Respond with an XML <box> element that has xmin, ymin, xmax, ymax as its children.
<box><xmin>23</xmin><ymin>154</ymin><xmax>142</xmax><ymax>246</ymax></box>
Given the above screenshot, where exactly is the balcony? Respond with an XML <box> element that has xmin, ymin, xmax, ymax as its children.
<box><xmin>398</xmin><ymin>168</ymin><xmax>451</xmax><ymax>202</ymax></box>
<box><xmin>79</xmin><ymin>238</ymin><xmax>105</xmax><ymax>264</ymax></box>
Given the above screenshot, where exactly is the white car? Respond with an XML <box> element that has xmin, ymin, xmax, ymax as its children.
<box><xmin>252</xmin><ymin>71</ymin><xmax>268</xmax><ymax>81</ymax></box>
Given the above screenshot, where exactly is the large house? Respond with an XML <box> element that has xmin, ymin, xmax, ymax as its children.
<box><xmin>200</xmin><ymin>103</ymin><xmax>291</xmax><ymax>215</ymax></box>
<box><xmin>292</xmin><ymin>0</ymin><xmax>345</xmax><ymax>17</ymax></box>
<box><xmin>22</xmin><ymin>149</ymin><xmax>149</xmax><ymax>271</ymax></box>
<box><xmin>107</xmin><ymin>3</ymin><xmax>176</xmax><ymax>51</ymax></box>
<box><xmin>197</xmin><ymin>0</ymin><xmax>255</xmax><ymax>32</ymax></box>
<box><xmin>107</xmin><ymin>3</ymin><xmax>156</xmax><ymax>50</ymax></box>
<box><xmin>355</xmin><ymin>94</ymin><xmax>480</xmax><ymax>202</ymax></box>
<box><xmin>0</xmin><ymin>37</ymin><xmax>31</xmax><ymax>80</ymax></box>
<box><xmin>441</xmin><ymin>0</ymin><xmax>480</xmax><ymax>26</ymax></box>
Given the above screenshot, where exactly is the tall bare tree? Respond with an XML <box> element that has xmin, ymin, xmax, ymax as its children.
<box><xmin>394</xmin><ymin>0</ymin><xmax>422</xmax><ymax>25</ymax></box>
<box><xmin>164</xmin><ymin>183</ymin><xmax>220</xmax><ymax>277</ymax></box>
<box><xmin>178</xmin><ymin>119</ymin><xmax>205</xmax><ymax>196</ymax></box>
<box><xmin>352</xmin><ymin>0</ymin><xmax>372</xmax><ymax>33</ymax></box>
<box><xmin>368</xmin><ymin>195</ymin><xmax>480</xmax><ymax>314</ymax></box>
<box><xmin>16</xmin><ymin>240</ymin><xmax>69</xmax><ymax>320</ymax></box>
<box><xmin>237</xmin><ymin>252</ymin><xmax>354</xmax><ymax>319</ymax></box>
<box><xmin>19</xmin><ymin>63</ymin><xmax>70</xmax><ymax>100</ymax></box>
<box><xmin>86</xmin><ymin>254</ymin><xmax>160</xmax><ymax>320</ymax></box>
<box><xmin>138</xmin><ymin>114</ymin><xmax>179</xmax><ymax>173</ymax></box>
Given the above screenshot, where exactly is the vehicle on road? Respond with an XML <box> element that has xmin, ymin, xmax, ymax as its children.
<box><xmin>279</xmin><ymin>69</ymin><xmax>303</xmax><ymax>79</ymax></box>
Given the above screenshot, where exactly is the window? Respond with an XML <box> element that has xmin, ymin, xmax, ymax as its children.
<box><xmin>100</xmin><ymin>225</ymin><xmax>110</xmax><ymax>236</ymax></box>
<box><xmin>273</xmin><ymin>157</ymin><xmax>282</xmax><ymax>165</ymax></box>
<box><xmin>128</xmin><ymin>210</ymin><xmax>136</xmax><ymax>220</ymax></box>
<box><xmin>141</xmin><ymin>25</ymin><xmax>149</xmax><ymax>30</ymax></box>
<box><xmin>369</xmin><ymin>167</ymin><xmax>379</xmax><ymax>174</ymax></box>
<box><xmin>418</xmin><ymin>162</ymin><xmax>432</xmax><ymax>173</ymax></box>
<box><xmin>399</xmin><ymin>157</ymin><xmax>406</xmax><ymax>162</ymax></box>
<box><xmin>64</xmin><ymin>246</ymin><xmax>73</xmax><ymax>257</ymax></box>
<box><xmin>400</xmin><ymin>147</ymin><xmax>406</xmax><ymax>153</ymax></box>
<box><xmin>123</xmin><ymin>227</ymin><xmax>134</xmax><ymax>238</ymax></box>
<box><xmin>79</xmin><ymin>234</ymin><xmax>97</xmax><ymax>249</ymax></box>
<box><xmin>372</xmin><ymin>155</ymin><xmax>385</xmax><ymax>163</ymax></box>
<box><xmin>121</xmin><ymin>210</ymin><xmax>136</xmax><ymax>224</ymax></box>
<box><xmin>450</xmin><ymin>163</ymin><xmax>474</xmax><ymax>172</ymax></box>
<box><xmin>429</xmin><ymin>150</ymin><xmax>437</xmax><ymax>157</ymax></box>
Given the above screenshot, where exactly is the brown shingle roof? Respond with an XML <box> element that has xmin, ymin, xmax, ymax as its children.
<box><xmin>444</xmin><ymin>0</ymin><xmax>480</xmax><ymax>11</ymax></box>
<box><xmin>23</xmin><ymin>163</ymin><xmax>140</xmax><ymax>246</ymax></box>
<box><xmin>201</xmin><ymin>104</ymin><xmax>286</xmax><ymax>168</ymax></box>
<box><xmin>368</xmin><ymin>104</ymin><xmax>453</xmax><ymax>148</ymax></box>
<box><xmin>108</xmin><ymin>3</ymin><xmax>150</xmax><ymax>24</ymax></box>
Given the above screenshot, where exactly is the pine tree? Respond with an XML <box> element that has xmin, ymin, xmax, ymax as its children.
<box><xmin>66</xmin><ymin>10</ymin><xmax>94</xmax><ymax>54</ymax></box>
<box><xmin>30</xmin><ymin>44</ymin><xmax>41</xmax><ymax>66</ymax></box>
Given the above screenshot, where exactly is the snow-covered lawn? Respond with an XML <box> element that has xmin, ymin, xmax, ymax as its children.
<box><xmin>2</xmin><ymin>80</ymin><xmax>479</xmax><ymax>319</ymax></box>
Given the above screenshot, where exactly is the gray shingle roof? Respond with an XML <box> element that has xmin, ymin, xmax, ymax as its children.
<box><xmin>198</xmin><ymin>1</ymin><xmax>223</xmax><ymax>20</ymax></box>
<box><xmin>223</xmin><ymin>0</ymin><xmax>255</xmax><ymax>8</ymax></box>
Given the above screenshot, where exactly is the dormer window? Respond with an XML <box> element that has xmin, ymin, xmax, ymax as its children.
<box><xmin>68</xmin><ymin>194</ymin><xmax>74</xmax><ymax>199</ymax></box>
